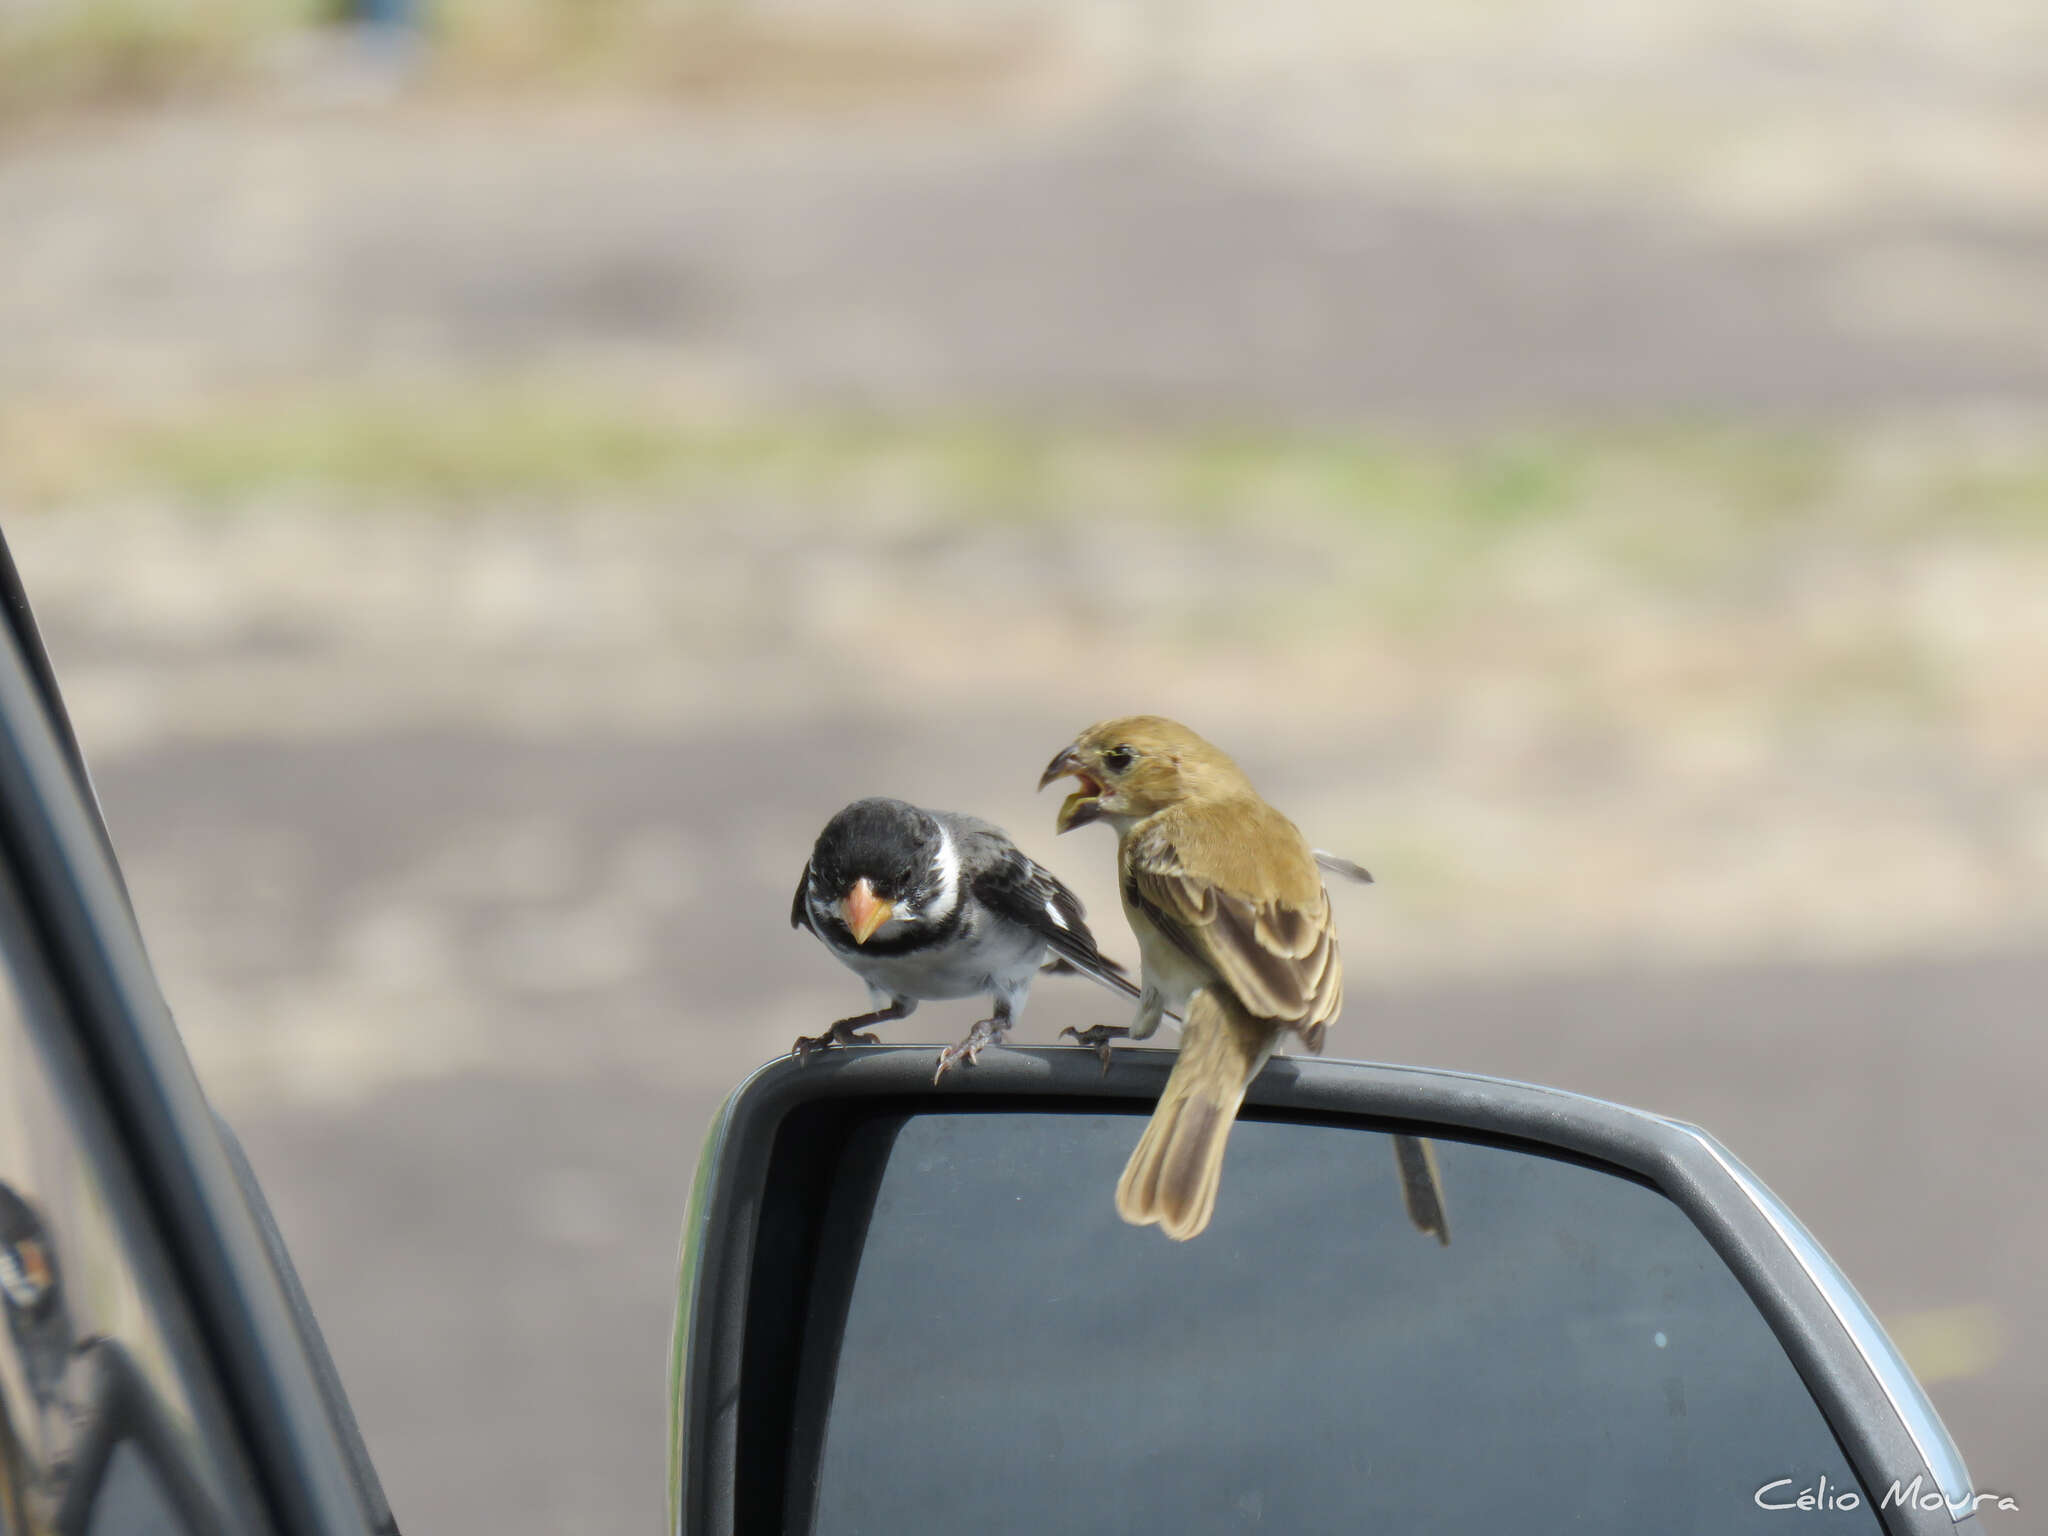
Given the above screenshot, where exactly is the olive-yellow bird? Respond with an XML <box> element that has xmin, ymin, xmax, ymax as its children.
<box><xmin>1039</xmin><ymin>715</ymin><xmax>1342</xmax><ymax>1241</ymax></box>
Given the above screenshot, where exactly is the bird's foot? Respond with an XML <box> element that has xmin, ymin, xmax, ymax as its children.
<box><xmin>1060</xmin><ymin>1023</ymin><xmax>1130</xmax><ymax>1076</ymax></box>
<box><xmin>933</xmin><ymin>1018</ymin><xmax>1008</xmax><ymax>1084</ymax></box>
<box><xmin>791</xmin><ymin>1023</ymin><xmax>881</xmax><ymax>1064</ymax></box>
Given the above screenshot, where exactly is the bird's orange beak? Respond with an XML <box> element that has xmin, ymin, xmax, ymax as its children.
<box><xmin>840</xmin><ymin>879</ymin><xmax>894</xmax><ymax>945</ymax></box>
<box><xmin>1038</xmin><ymin>745</ymin><xmax>1104</xmax><ymax>833</ymax></box>
<box><xmin>15</xmin><ymin>1239</ymin><xmax>50</xmax><ymax>1290</ymax></box>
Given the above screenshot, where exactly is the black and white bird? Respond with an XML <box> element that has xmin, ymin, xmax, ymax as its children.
<box><xmin>791</xmin><ymin>797</ymin><xmax>1139</xmax><ymax>1080</ymax></box>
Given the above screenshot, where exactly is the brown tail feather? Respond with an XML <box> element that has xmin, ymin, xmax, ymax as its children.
<box><xmin>1115</xmin><ymin>989</ymin><xmax>1272</xmax><ymax>1240</ymax></box>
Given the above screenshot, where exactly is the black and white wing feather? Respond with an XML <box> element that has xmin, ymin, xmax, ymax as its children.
<box><xmin>971</xmin><ymin>846</ymin><xmax>1140</xmax><ymax>1000</ymax></box>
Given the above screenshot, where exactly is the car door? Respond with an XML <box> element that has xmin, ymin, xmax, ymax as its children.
<box><xmin>0</xmin><ymin>532</ymin><xmax>395</xmax><ymax>1536</ymax></box>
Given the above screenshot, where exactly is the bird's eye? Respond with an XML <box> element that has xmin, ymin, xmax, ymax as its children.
<box><xmin>1101</xmin><ymin>746</ymin><xmax>1137</xmax><ymax>773</ymax></box>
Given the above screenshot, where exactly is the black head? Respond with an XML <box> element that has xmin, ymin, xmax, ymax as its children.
<box><xmin>806</xmin><ymin>799</ymin><xmax>955</xmax><ymax>945</ymax></box>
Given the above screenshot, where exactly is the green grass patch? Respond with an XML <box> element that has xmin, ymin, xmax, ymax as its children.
<box><xmin>0</xmin><ymin>0</ymin><xmax>314</xmax><ymax>120</ymax></box>
<box><xmin>13</xmin><ymin>387</ymin><xmax>2048</xmax><ymax>562</ymax></box>
<box><xmin>0</xmin><ymin>0</ymin><xmax>1034</xmax><ymax>122</ymax></box>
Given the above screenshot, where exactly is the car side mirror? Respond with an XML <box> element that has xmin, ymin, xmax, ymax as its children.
<box><xmin>668</xmin><ymin>1049</ymin><xmax>1982</xmax><ymax>1535</ymax></box>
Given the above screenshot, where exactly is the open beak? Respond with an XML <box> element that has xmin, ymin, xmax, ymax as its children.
<box><xmin>1038</xmin><ymin>745</ymin><xmax>1104</xmax><ymax>834</ymax></box>
<box><xmin>840</xmin><ymin>879</ymin><xmax>894</xmax><ymax>945</ymax></box>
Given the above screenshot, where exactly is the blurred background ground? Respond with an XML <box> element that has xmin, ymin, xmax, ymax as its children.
<box><xmin>3</xmin><ymin>1</ymin><xmax>2043</xmax><ymax>1530</ymax></box>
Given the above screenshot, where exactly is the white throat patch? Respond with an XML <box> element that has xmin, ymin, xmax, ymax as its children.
<box><xmin>921</xmin><ymin>822</ymin><xmax>962</xmax><ymax>924</ymax></box>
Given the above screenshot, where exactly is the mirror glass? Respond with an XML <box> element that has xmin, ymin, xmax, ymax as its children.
<box><xmin>796</xmin><ymin>1111</ymin><xmax>1879</xmax><ymax>1535</ymax></box>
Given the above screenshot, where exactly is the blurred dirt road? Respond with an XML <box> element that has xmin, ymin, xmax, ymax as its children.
<box><xmin>61</xmin><ymin>717</ymin><xmax>2032</xmax><ymax>1535</ymax></box>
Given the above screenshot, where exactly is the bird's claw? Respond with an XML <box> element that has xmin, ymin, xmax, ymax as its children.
<box><xmin>791</xmin><ymin>1027</ymin><xmax>880</xmax><ymax>1064</ymax></box>
<box><xmin>1061</xmin><ymin>1024</ymin><xmax>1128</xmax><ymax>1076</ymax></box>
<box><xmin>933</xmin><ymin>1018</ymin><xmax>1007</xmax><ymax>1084</ymax></box>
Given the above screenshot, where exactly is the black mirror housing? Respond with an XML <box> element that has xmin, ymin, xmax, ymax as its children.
<box><xmin>669</xmin><ymin>1047</ymin><xmax>1978</xmax><ymax>1536</ymax></box>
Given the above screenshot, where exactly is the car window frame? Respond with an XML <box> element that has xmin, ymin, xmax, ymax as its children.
<box><xmin>0</xmin><ymin>536</ymin><xmax>385</xmax><ymax>1536</ymax></box>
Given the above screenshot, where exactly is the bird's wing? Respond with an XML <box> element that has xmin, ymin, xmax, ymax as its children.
<box><xmin>789</xmin><ymin>862</ymin><xmax>814</xmax><ymax>932</ymax></box>
<box><xmin>971</xmin><ymin>849</ymin><xmax>1141</xmax><ymax>1000</ymax></box>
<box><xmin>1391</xmin><ymin>1133</ymin><xmax>1451</xmax><ymax>1246</ymax></box>
<box><xmin>1124</xmin><ymin>821</ymin><xmax>1341</xmax><ymax>1031</ymax></box>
